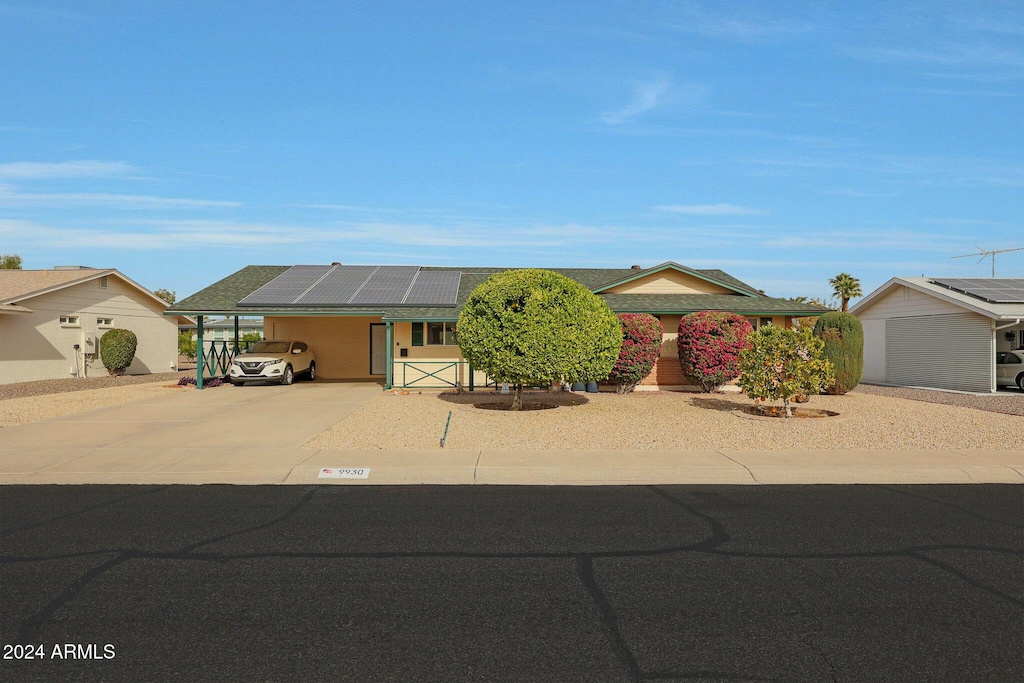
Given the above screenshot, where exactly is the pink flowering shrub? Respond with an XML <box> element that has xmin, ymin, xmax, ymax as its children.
<box><xmin>610</xmin><ymin>313</ymin><xmax>664</xmax><ymax>393</ymax></box>
<box><xmin>676</xmin><ymin>311</ymin><xmax>753</xmax><ymax>392</ymax></box>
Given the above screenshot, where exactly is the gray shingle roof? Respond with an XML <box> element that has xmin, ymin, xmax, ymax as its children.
<box><xmin>166</xmin><ymin>264</ymin><xmax>826</xmax><ymax>319</ymax></box>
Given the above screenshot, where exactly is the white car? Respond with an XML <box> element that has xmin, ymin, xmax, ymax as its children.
<box><xmin>229</xmin><ymin>340</ymin><xmax>315</xmax><ymax>386</ymax></box>
<box><xmin>996</xmin><ymin>350</ymin><xmax>1024</xmax><ymax>391</ymax></box>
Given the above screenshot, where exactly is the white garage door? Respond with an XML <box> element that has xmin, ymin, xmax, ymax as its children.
<box><xmin>886</xmin><ymin>313</ymin><xmax>992</xmax><ymax>392</ymax></box>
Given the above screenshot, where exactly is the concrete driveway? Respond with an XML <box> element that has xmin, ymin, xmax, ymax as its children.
<box><xmin>0</xmin><ymin>381</ymin><xmax>382</xmax><ymax>483</ymax></box>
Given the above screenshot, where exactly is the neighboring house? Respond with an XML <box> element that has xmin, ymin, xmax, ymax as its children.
<box><xmin>0</xmin><ymin>266</ymin><xmax>180</xmax><ymax>384</ymax></box>
<box><xmin>167</xmin><ymin>262</ymin><xmax>825</xmax><ymax>389</ymax></box>
<box><xmin>851</xmin><ymin>277</ymin><xmax>1024</xmax><ymax>393</ymax></box>
<box><xmin>178</xmin><ymin>317</ymin><xmax>263</xmax><ymax>344</ymax></box>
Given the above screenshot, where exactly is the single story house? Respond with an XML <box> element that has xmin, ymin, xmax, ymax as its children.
<box><xmin>167</xmin><ymin>261</ymin><xmax>826</xmax><ymax>389</ymax></box>
<box><xmin>851</xmin><ymin>277</ymin><xmax>1024</xmax><ymax>393</ymax></box>
<box><xmin>0</xmin><ymin>266</ymin><xmax>181</xmax><ymax>384</ymax></box>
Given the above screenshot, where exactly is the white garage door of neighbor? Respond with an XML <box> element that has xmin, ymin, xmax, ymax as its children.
<box><xmin>886</xmin><ymin>312</ymin><xmax>992</xmax><ymax>392</ymax></box>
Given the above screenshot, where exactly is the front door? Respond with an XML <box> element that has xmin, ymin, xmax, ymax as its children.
<box><xmin>370</xmin><ymin>324</ymin><xmax>387</xmax><ymax>375</ymax></box>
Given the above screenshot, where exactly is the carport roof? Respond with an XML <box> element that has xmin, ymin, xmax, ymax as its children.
<box><xmin>166</xmin><ymin>264</ymin><xmax>828</xmax><ymax>320</ymax></box>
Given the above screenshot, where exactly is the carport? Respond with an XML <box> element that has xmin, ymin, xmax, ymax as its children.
<box><xmin>165</xmin><ymin>265</ymin><xmax>464</xmax><ymax>390</ymax></box>
<box><xmin>852</xmin><ymin>277</ymin><xmax>1024</xmax><ymax>393</ymax></box>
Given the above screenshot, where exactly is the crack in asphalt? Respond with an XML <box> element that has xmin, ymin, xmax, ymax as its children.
<box><xmin>3</xmin><ymin>485</ymin><xmax>1021</xmax><ymax>682</ymax></box>
<box><xmin>0</xmin><ymin>485</ymin><xmax>172</xmax><ymax>538</ymax></box>
<box><xmin>8</xmin><ymin>487</ymin><xmax>321</xmax><ymax>645</ymax></box>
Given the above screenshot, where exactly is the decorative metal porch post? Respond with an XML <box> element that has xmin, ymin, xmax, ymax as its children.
<box><xmin>385</xmin><ymin>321</ymin><xmax>393</xmax><ymax>389</ymax></box>
<box><xmin>196</xmin><ymin>315</ymin><xmax>204</xmax><ymax>390</ymax></box>
<box><xmin>233</xmin><ymin>315</ymin><xmax>240</xmax><ymax>355</ymax></box>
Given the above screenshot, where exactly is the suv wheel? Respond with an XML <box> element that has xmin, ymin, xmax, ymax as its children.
<box><xmin>307</xmin><ymin>361</ymin><xmax>316</xmax><ymax>381</ymax></box>
<box><xmin>1017</xmin><ymin>373</ymin><xmax>1024</xmax><ymax>392</ymax></box>
<box><xmin>282</xmin><ymin>365</ymin><xmax>294</xmax><ymax>385</ymax></box>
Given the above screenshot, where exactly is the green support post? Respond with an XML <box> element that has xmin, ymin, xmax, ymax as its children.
<box><xmin>233</xmin><ymin>315</ymin><xmax>240</xmax><ymax>355</ymax></box>
<box><xmin>468</xmin><ymin>363</ymin><xmax>474</xmax><ymax>392</ymax></box>
<box><xmin>196</xmin><ymin>315</ymin><xmax>204</xmax><ymax>390</ymax></box>
<box><xmin>385</xmin><ymin>321</ymin><xmax>393</xmax><ymax>389</ymax></box>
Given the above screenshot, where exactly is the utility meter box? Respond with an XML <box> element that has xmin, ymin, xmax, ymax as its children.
<box><xmin>80</xmin><ymin>331</ymin><xmax>96</xmax><ymax>356</ymax></box>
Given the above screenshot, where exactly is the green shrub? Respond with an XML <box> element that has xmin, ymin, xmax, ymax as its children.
<box><xmin>813</xmin><ymin>311</ymin><xmax>863</xmax><ymax>394</ymax></box>
<box><xmin>100</xmin><ymin>328</ymin><xmax>138</xmax><ymax>376</ymax></box>
<box><xmin>457</xmin><ymin>268</ymin><xmax>621</xmax><ymax>410</ymax></box>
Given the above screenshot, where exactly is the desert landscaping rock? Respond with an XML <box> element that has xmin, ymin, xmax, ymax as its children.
<box><xmin>304</xmin><ymin>387</ymin><xmax>1024</xmax><ymax>451</ymax></box>
<box><xmin>0</xmin><ymin>373</ymin><xmax>194</xmax><ymax>427</ymax></box>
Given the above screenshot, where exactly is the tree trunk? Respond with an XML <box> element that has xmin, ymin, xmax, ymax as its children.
<box><xmin>511</xmin><ymin>383</ymin><xmax>524</xmax><ymax>410</ymax></box>
<box><xmin>783</xmin><ymin>397</ymin><xmax>793</xmax><ymax>418</ymax></box>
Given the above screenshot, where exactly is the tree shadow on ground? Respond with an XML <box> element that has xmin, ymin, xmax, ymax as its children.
<box><xmin>435</xmin><ymin>390</ymin><xmax>589</xmax><ymax>409</ymax></box>
<box><xmin>689</xmin><ymin>396</ymin><xmax>747</xmax><ymax>412</ymax></box>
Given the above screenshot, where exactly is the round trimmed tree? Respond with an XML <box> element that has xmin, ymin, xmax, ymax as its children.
<box><xmin>100</xmin><ymin>328</ymin><xmax>138</xmax><ymax>376</ymax></box>
<box><xmin>457</xmin><ymin>269</ymin><xmax>621</xmax><ymax>410</ymax></box>
<box><xmin>813</xmin><ymin>311</ymin><xmax>863</xmax><ymax>394</ymax></box>
<box><xmin>676</xmin><ymin>311</ymin><xmax>753</xmax><ymax>392</ymax></box>
<box><xmin>610</xmin><ymin>313</ymin><xmax>663</xmax><ymax>394</ymax></box>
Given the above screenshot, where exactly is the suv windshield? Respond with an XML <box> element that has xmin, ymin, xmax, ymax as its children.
<box><xmin>248</xmin><ymin>341</ymin><xmax>290</xmax><ymax>354</ymax></box>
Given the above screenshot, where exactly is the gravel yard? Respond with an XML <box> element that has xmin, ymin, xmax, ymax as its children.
<box><xmin>304</xmin><ymin>387</ymin><xmax>1024</xmax><ymax>451</ymax></box>
<box><xmin>854</xmin><ymin>383</ymin><xmax>1024</xmax><ymax>416</ymax></box>
<box><xmin>0</xmin><ymin>372</ymin><xmax>194</xmax><ymax>427</ymax></box>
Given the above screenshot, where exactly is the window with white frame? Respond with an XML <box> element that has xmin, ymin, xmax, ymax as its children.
<box><xmin>97</xmin><ymin>317</ymin><xmax>113</xmax><ymax>327</ymax></box>
<box><xmin>59</xmin><ymin>315</ymin><xmax>80</xmax><ymax>326</ymax></box>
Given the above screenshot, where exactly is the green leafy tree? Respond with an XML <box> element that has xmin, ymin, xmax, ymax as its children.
<box><xmin>240</xmin><ymin>331</ymin><xmax>262</xmax><ymax>343</ymax></box>
<box><xmin>813</xmin><ymin>311</ymin><xmax>864</xmax><ymax>394</ymax></box>
<box><xmin>0</xmin><ymin>254</ymin><xmax>23</xmax><ymax>269</ymax></box>
<box><xmin>154</xmin><ymin>288</ymin><xmax>176</xmax><ymax>305</ymax></box>
<box><xmin>457</xmin><ymin>269</ymin><xmax>621</xmax><ymax>410</ymax></box>
<box><xmin>610</xmin><ymin>313</ymin><xmax>663</xmax><ymax>394</ymax></box>
<box><xmin>178</xmin><ymin>331</ymin><xmax>197</xmax><ymax>361</ymax></box>
<box><xmin>738</xmin><ymin>326</ymin><xmax>835</xmax><ymax>418</ymax></box>
<box><xmin>100</xmin><ymin>328</ymin><xmax>138</xmax><ymax>376</ymax></box>
<box><xmin>828</xmin><ymin>273</ymin><xmax>863</xmax><ymax>313</ymax></box>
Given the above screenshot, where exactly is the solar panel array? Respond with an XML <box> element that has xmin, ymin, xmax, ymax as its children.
<box><xmin>931</xmin><ymin>278</ymin><xmax>1024</xmax><ymax>304</ymax></box>
<box><xmin>239</xmin><ymin>265</ymin><xmax>462</xmax><ymax>306</ymax></box>
<box><xmin>403</xmin><ymin>270</ymin><xmax>463</xmax><ymax>305</ymax></box>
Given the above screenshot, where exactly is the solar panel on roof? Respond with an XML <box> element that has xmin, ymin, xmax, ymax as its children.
<box><xmin>238</xmin><ymin>265</ymin><xmax>461</xmax><ymax>307</ymax></box>
<box><xmin>238</xmin><ymin>265</ymin><xmax>334</xmax><ymax>305</ymax></box>
<box><xmin>294</xmin><ymin>265</ymin><xmax>378</xmax><ymax>305</ymax></box>
<box><xmin>403</xmin><ymin>270</ymin><xmax>461</xmax><ymax>305</ymax></box>
<box><xmin>349</xmin><ymin>266</ymin><xmax>421</xmax><ymax>304</ymax></box>
<box><xmin>930</xmin><ymin>278</ymin><xmax>1024</xmax><ymax>304</ymax></box>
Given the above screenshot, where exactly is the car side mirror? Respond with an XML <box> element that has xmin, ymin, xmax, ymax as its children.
<box><xmin>292</xmin><ymin>348</ymin><xmax>301</xmax><ymax>354</ymax></box>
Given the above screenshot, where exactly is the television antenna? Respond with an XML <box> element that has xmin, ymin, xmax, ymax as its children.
<box><xmin>952</xmin><ymin>246</ymin><xmax>1024</xmax><ymax>277</ymax></box>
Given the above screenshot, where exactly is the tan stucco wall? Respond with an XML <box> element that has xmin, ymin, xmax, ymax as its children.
<box><xmin>604</xmin><ymin>270</ymin><xmax>734</xmax><ymax>295</ymax></box>
<box><xmin>263</xmin><ymin>316</ymin><xmax>382</xmax><ymax>379</ymax></box>
<box><xmin>0</xmin><ymin>276</ymin><xmax>177</xmax><ymax>384</ymax></box>
<box><xmin>391</xmin><ymin>321</ymin><xmax>474</xmax><ymax>387</ymax></box>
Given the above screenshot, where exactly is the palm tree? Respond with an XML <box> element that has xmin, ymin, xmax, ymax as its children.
<box><xmin>829</xmin><ymin>273</ymin><xmax>863</xmax><ymax>312</ymax></box>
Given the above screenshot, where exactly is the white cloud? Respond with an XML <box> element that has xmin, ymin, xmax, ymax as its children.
<box><xmin>654</xmin><ymin>203</ymin><xmax>764</xmax><ymax>216</ymax></box>
<box><xmin>0</xmin><ymin>186</ymin><xmax>240</xmax><ymax>209</ymax></box>
<box><xmin>601</xmin><ymin>77</ymin><xmax>675</xmax><ymax>124</ymax></box>
<box><xmin>0</xmin><ymin>160</ymin><xmax>137</xmax><ymax>179</ymax></box>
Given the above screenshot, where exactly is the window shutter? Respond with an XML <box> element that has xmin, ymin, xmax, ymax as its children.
<box><xmin>411</xmin><ymin>322</ymin><xmax>423</xmax><ymax>346</ymax></box>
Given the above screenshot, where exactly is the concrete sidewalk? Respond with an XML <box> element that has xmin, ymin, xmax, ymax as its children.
<box><xmin>1</xmin><ymin>446</ymin><xmax>1020</xmax><ymax>485</ymax></box>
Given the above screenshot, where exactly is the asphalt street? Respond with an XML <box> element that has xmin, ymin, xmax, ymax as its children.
<box><xmin>1</xmin><ymin>484</ymin><xmax>1021</xmax><ymax>682</ymax></box>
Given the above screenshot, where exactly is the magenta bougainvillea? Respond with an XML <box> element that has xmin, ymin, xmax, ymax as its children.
<box><xmin>676</xmin><ymin>311</ymin><xmax>753</xmax><ymax>392</ymax></box>
<box><xmin>610</xmin><ymin>313</ymin><xmax>664</xmax><ymax>393</ymax></box>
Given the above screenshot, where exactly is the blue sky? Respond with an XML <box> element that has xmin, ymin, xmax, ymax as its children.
<box><xmin>1</xmin><ymin>1</ymin><xmax>1021</xmax><ymax>303</ymax></box>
